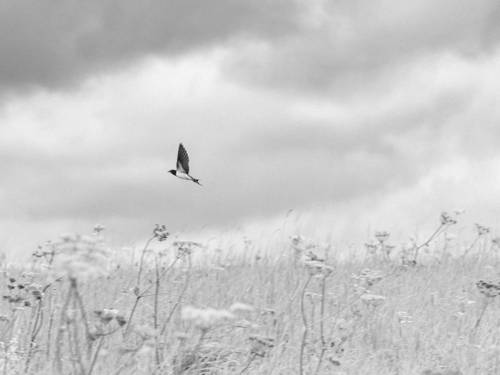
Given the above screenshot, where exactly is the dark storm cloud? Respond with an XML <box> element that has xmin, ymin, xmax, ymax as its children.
<box><xmin>224</xmin><ymin>0</ymin><xmax>500</xmax><ymax>94</ymax></box>
<box><xmin>0</xmin><ymin>0</ymin><xmax>302</xmax><ymax>93</ymax></box>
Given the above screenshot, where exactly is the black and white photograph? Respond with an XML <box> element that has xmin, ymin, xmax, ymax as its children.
<box><xmin>1</xmin><ymin>1</ymin><xmax>500</xmax><ymax>374</ymax></box>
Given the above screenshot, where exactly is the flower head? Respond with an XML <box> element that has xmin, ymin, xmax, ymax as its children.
<box><xmin>229</xmin><ymin>302</ymin><xmax>254</xmax><ymax>313</ymax></box>
<box><xmin>153</xmin><ymin>224</ymin><xmax>169</xmax><ymax>242</ymax></box>
<box><xmin>475</xmin><ymin>223</ymin><xmax>490</xmax><ymax>236</ymax></box>
<box><xmin>181</xmin><ymin>306</ymin><xmax>235</xmax><ymax>329</ymax></box>
<box><xmin>375</xmin><ymin>231</ymin><xmax>390</xmax><ymax>243</ymax></box>
<box><xmin>440</xmin><ymin>212</ymin><xmax>458</xmax><ymax>225</ymax></box>
<box><xmin>361</xmin><ymin>293</ymin><xmax>386</xmax><ymax>307</ymax></box>
<box><xmin>476</xmin><ymin>280</ymin><xmax>500</xmax><ymax>298</ymax></box>
<box><xmin>51</xmin><ymin>234</ymin><xmax>110</xmax><ymax>281</ymax></box>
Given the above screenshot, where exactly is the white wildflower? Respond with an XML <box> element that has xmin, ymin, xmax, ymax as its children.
<box><xmin>51</xmin><ymin>234</ymin><xmax>110</xmax><ymax>281</ymax></box>
<box><xmin>181</xmin><ymin>306</ymin><xmax>235</xmax><ymax>329</ymax></box>
<box><xmin>134</xmin><ymin>325</ymin><xmax>158</xmax><ymax>339</ymax></box>
<box><xmin>375</xmin><ymin>231</ymin><xmax>390</xmax><ymax>243</ymax></box>
<box><xmin>397</xmin><ymin>311</ymin><xmax>413</xmax><ymax>324</ymax></box>
<box><xmin>361</xmin><ymin>293</ymin><xmax>386</xmax><ymax>306</ymax></box>
<box><xmin>229</xmin><ymin>302</ymin><xmax>254</xmax><ymax>313</ymax></box>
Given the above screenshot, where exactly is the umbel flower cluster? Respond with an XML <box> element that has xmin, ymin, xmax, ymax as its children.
<box><xmin>50</xmin><ymin>234</ymin><xmax>110</xmax><ymax>280</ymax></box>
<box><xmin>476</xmin><ymin>280</ymin><xmax>500</xmax><ymax>298</ymax></box>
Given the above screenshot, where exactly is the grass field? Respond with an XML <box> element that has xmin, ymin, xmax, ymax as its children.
<box><xmin>0</xmin><ymin>213</ymin><xmax>499</xmax><ymax>375</ymax></box>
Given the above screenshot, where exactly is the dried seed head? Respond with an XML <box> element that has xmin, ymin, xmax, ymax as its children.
<box><xmin>153</xmin><ymin>224</ymin><xmax>169</xmax><ymax>241</ymax></box>
<box><xmin>440</xmin><ymin>212</ymin><xmax>458</xmax><ymax>225</ymax></box>
<box><xmin>475</xmin><ymin>223</ymin><xmax>490</xmax><ymax>236</ymax></box>
<box><xmin>477</xmin><ymin>280</ymin><xmax>500</xmax><ymax>298</ymax></box>
<box><xmin>116</xmin><ymin>315</ymin><xmax>127</xmax><ymax>327</ymax></box>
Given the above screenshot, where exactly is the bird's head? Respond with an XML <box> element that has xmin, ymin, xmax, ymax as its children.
<box><xmin>168</xmin><ymin>170</ymin><xmax>177</xmax><ymax>176</ymax></box>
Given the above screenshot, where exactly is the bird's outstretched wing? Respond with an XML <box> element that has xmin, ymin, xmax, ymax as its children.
<box><xmin>176</xmin><ymin>143</ymin><xmax>190</xmax><ymax>174</ymax></box>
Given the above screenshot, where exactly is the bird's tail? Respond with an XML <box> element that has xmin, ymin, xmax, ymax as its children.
<box><xmin>187</xmin><ymin>174</ymin><xmax>202</xmax><ymax>186</ymax></box>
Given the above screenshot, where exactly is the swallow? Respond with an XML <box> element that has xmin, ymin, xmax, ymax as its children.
<box><xmin>169</xmin><ymin>143</ymin><xmax>202</xmax><ymax>186</ymax></box>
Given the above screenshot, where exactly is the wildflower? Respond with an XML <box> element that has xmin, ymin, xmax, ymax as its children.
<box><xmin>305</xmin><ymin>292</ymin><xmax>322</xmax><ymax>299</ymax></box>
<box><xmin>328</xmin><ymin>357</ymin><xmax>341</xmax><ymax>366</ymax></box>
<box><xmin>397</xmin><ymin>311</ymin><xmax>413</xmax><ymax>324</ymax></box>
<box><xmin>175</xmin><ymin>332</ymin><xmax>189</xmax><ymax>341</ymax></box>
<box><xmin>353</xmin><ymin>269</ymin><xmax>384</xmax><ymax>287</ymax></box>
<box><xmin>134</xmin><ymin>325</ymin><xmax>157</xmax><ymax>340</ymax></box>
<box><xmin>116</xmin><ymin>315</ymin><xmax>127</xmax><ymax>327</ymax></box>
<box><xmin>249</xmin><ymin>335</ymin><xmax>274</xmax><ymax>357</ymax></box>
<box><xmin>94</xmin><ymin>308</ymin><xmax>118</xmax><ymax>323</ymax></box>
<box><xmin>261</xmin><ymin>308</ymin><xmax>276</xmax><ymax>316</ymax></box>
<box><xmin>361</xmin><ymin>293</ymin><xmax>386</xmax><ymax>307</ymax></box>
<box><xmin>31</xmin><ymin>290</ymin><xmax>42</xmax><ymax>300</ymax></box>
<box><xmin>181</xmin><ymin>306</ymin><xmax>235</xmax><ymax>329</ymax></box>
<box><xmin>476</xmin><ymin>280</ymin><xmax>500</xmax><ymax>298</ymax></box>
<box><xmin>305</xmin><ymin>251</ymin><xmax>324</xmax><ymax>262</ymax></box>
<box><xmin>365</xmin><ymin>242</ymin><xmax>378</xmax><ymax>254</ymax></box>
<box><xmin>445</xmin><ymin>233</ymin><xmax>457</xmax><ymax>242</ymax></box>
<box><xmin>475</xmin><ymin>224</ymin><xmax>490</xmax><ymax>236</ymax></box>
<box><xmin>375</xmin><ymin>231</ymin><xmax>390</xmax><ymax>243</ymax></box>
<box><xmin>94</xmin><ymin>308</ymin><xmax>126</xmax><ymax>327</ymax></box>
<box><xmin>51</xmin><ymin>233</ymin><xmax>110</xmax><ymax>281</ymax></box>
<box><xmin>137</xmin><ymin>343</ymin><xmax>154</xmax><ymax>357</ymax></box>
<box><xmin>304</xmin><ymin>260</ymin><xmax>334</xmax><ymax>276</ymax></box>
<box><xmin>290</xmin><ymin>235</ymin><xmax>303</xmax><ymax>248</ymax></box>
<box><xmin>383</xmin><ymin>244</ymin><xmax>395</xmax><ymax>257</ymax></box>
<box><xmin>153</xmin><ymin>224</ymin><xmax>169</xmax><ymax>242</ymax></box>
<box><xmin>440</xmin><ymin>212</ymin><xmax>458</xmax><ymax>225</ymax></box>
<box><xmin>334</xmin><ymin>318</ymin><xmax>353</xmax><ymax>331</ymax></box>
<box><xmin>229</xmin><ymin>302</ymin><xmax>254</xmax><ymax>313</ymax></box>
<box><xmin>93</xmin><ymin>224</ymin><xmax>105</xmax><ymax>234</ymax></box>
<box><xmin>234</xmin><ymin>319</ymin><xmax>257</xmax><ymax>329</ymax></box>
<box><xmin>173</xmin><ymin>241</ymin><xmax>202</xmax><ymax>256</ymax></box>
<box><xmin>290</xmin><ymin>235</ymin><xmax>317</xmax><ymax>256</ymax></box>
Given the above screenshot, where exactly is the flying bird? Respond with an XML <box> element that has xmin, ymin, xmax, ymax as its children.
<box><xmin>169</xmin><ymin>143</ymin><xmax>202</xmax><ymax>186</ymax></box>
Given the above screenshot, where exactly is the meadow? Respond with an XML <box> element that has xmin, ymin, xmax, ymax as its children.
<box><xmin>0</xmin><ymin>212</ymin><xmax>499</xmax><ymax>375</ymax></box>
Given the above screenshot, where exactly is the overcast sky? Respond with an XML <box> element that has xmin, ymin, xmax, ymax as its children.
<box><xmin>2</xmin><ymin>0</ymin><xmax>500</xmax><ymax>255</ymax></box>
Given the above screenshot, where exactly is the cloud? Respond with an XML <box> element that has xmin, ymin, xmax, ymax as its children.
<box><xmin>0</xmin><ymin>49</ymin><xmax>489</xmax><ymax>253</ymax></box>
<box><xmin>0</xmin><ymin>0</ymin><xmax>303</xmax><ymax>94</ymax></box>
<box><xmin>224</xmin><ymin>0</ymin><xmax>500</xmax><ymax>94</ymax></box>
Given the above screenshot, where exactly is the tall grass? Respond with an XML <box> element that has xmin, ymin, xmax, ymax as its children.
<box><xmin>0</xmin><ymin>213</ymin><xmax>499</xmax><ymax>374</ymax></box>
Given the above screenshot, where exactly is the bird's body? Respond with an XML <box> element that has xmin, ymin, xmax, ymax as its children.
<box><xmin>169</xmin><ymin>143</ymin><xmax>201</xmax><ymax>186</ymax></box>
